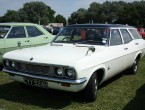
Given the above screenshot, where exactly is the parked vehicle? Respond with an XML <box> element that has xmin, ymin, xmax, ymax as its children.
<box><xmin>42</xmin><ymin>26</ymin><xmax>52</xmax><ymax>34</ymax></box>
<box><xmin>52</xmin><ymin>27</ymin><xmax>63</xmax><ymax>35</ymax></box>
<box><xmin>0</xmin><ymin>23</ymin><xmax>54</xmax><ymax>64</ymax></box>
<box><xmin>137</xmin><ymin>28</ymin><xmax>145</xmax><ymax>38</ymax></box>
<box><xmin>3</xmin><ymin>24</ymin><xmax>145</xmax><ymax>102</ymax></box>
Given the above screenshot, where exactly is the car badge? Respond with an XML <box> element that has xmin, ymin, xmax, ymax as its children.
<box><xmin>30</xmin><ymin>57</ymin><xmax>33</xmax><ymax>61</ymax></box>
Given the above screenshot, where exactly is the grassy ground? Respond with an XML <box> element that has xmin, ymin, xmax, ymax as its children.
<box><xmin>0</xmin><ymin>57</ymin><xmax>145</xmax><ymax>110</ymax></box>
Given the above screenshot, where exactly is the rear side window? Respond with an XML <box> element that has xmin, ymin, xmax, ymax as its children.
<box><xmin>7</xmin><ymin>26</ymin><xmax>26</xmax><ymax>38</ymax></box>
<box><xmin>120</xmin><ymin>29</ymin><xmax>132</xmax><ymax>44</ymax></box>
<box><xmin>110</xmin><ymin>29</ymin><xmax>122</xmax><ymax>46</ymax></box>
<box><xmin>129</xmin><ymin>29</ymin><xmax>141</xmax><ymax>39</ymax></box>
<box><xmin>26</xmin><ymin>26</ymin><xmax>43</xmax><ymax>37</ymax></box>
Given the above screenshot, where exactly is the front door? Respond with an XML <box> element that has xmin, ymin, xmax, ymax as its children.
<box><xmin>4</xmin><ymin>26</ymin><xmax>30</xmax><ymax>53</ymax></box>
<box><xmin>26</xmin><ymin>26</ymin><xmax>49</xmax><ymax>47</ymax></box>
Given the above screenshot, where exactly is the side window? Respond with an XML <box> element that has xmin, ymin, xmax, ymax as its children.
<box><xmin>26</xmin><ymin>26</ymin><xmax>43</xmax><ymax>37</ymax></box>
<box><xmin>110</xmin><ymin>29</ymin><xmax>122</xmax><ymax>46</ymax></box>
<box><xmin>7</xmin><ymin>26</ymin><xmax>26</xmax><ymax>38</ymax></box>
<box><xmin>129</xmin><ymin>29</ymin><xmax>141</xmax><ymax>39</ymax></box>
<box><xmin>120</xmin><ymin>29</ymin><xmax>132</xmax><ymax>44</ymax></box>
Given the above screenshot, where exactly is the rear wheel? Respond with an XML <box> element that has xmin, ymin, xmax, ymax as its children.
<box><xmin>0</xmin><ymin>65</ymin><xmax>3</xmax><ymax>70</ymax></box>
<box><xmin>129</xmin><ymin>57</ymin><xmax>140</xmax><ymax>74</ymax></box>
<box><xmin>82</xmin><ymin>73</ymin><xmax>98</xmax><ymax>102</ymax></box>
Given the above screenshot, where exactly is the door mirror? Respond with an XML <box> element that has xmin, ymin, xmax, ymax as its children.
<box><xmin>89</xmin><ymin>46</ymin><xmax>95</xmax><ymax>52</ymax></box>
<box><xmin>17</xmin><ymin>41</ymin><xmax>21</xmax><ymax>48</ymax></box>
<box><xmin>86</xmin><ymin>46</ymin><xmax>95</xmax><ymax>55</ymax></box>
<box><xmin>0</xmin><ymin>34</ymin><xmax>4</xmax><ymax>38</ymax></box>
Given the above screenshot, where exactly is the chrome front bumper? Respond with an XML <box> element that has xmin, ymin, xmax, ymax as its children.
<box><xmin>3</xmin><ymin>68</ymin><xmax>87</xmax><ymax>85</ymax></box>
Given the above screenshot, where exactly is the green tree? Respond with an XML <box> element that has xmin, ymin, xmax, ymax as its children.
<box><xmin>55</xmin><ymin>14</ymin><xmax>66</xmax><ymax>26</ymax></box>
<box><xmin>87</xmin><ymin>2</ymin><xmax>101</xmax><ymax>23</ymax></box>
<box><xmin>68</xmin><ymin>8</ymin><xmax>87</xmax><ymax>24</ymax></box>
<box><xmin>1</xmin><ymin>10</ymin><xmax>20</xmax><ymax>22</ymax></box>
<box><xmin>31</xmin><ymin>1</ymin><xmax>145</xmax><ymax>27</ymax></box>
<box><xmin>22</xmin><ymin>1</ymin><xmax>55</xmax><ymax>24</ymax></box>
<box><xmin>18</xmin><ymin>9</ymin><xmax>29</xmax><ymax>22</ymax></box>
<box><xmin>0</xmin><ymin>1</ymin><xmax>56</xmax><ymax>24</ymax></box>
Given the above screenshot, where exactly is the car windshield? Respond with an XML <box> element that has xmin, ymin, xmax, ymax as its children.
<box><xmin>53</xmin><ymin>27</ymin><xmax>110</xmax><ymax>45</ymax></box>
<box><xmin>0</xmin><ymin>26</ymin><xmax>11</xmax><ymax>38</ymax></box>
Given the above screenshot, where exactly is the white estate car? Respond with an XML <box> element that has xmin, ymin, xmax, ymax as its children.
<box><xmin>3</xmin><ymin>24</ymin><xmax>145</xmax><ymax>102</ymax></box>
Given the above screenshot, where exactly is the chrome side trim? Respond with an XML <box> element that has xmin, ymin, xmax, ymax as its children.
<box><xmin>3</xmin><ymin>68</ymin><xmax>87</xmax><ymax>85</ymax></box>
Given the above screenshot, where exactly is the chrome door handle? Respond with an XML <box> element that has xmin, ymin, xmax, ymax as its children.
<box><xmin>135</xmin><ymin>43</ymin><xmax>139</xmax><ymax>45</ymax></box>
<box><xmin>25</xmin><ymin>40</ymin><xmax>30</xmax><ymax>42</ymax></box>
<box><xmin>17</xmin><ymin>41</ymin><xmax>21</xmax><ymax>48</ymax></box>
<box><xmin>44</xmin><ymin>37</ymin><xmax>48</xmax><ymax>39</ymax></box>
<box><xmin>124</xmin><ymin>48</ymin><xmax>128</xmax><ymax>50</ymax></box>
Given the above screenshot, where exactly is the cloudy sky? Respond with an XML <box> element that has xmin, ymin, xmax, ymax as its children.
<box><xmin>0</xmin><ymin>0</ymin><xmax>143</xmax><ymax>19</ymax></box>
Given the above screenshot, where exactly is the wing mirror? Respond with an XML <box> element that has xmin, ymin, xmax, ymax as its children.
<box><xmin>0</xmin><ymin>34</ymin><xmax>4</xmax><ymax>38</ymax></box>
<box><xmin>86</xmin><ymin>46</ymin><xmax>95</xmax><ymax>55</ymax></box>
<box><xmin>17</xmin><ymin>41</ymin><xmax>21</xmax><ymax>49</ymax></box>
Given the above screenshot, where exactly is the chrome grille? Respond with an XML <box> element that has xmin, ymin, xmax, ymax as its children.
<box><xmin>15</xmin><ymin>62</ymin><xmax>54</xmax><ymax>76</ymax></box>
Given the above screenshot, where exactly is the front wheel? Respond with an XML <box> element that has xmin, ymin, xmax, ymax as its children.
<box><xmin>82</xmin><ymin>73</ymin><xmax>98</xmax><ymax>102</ymax></box>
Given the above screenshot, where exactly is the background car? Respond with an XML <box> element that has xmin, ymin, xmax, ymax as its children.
<box><xmin>0</xmin><ymin>23</ymin><xmax>54</xmax><ymax>65</ymax></box>
<box><xmin>137</xmin><ymin>28</ymin><xmax>145</xmax><ymax>38</ymax></box>
<box><xmin>52</xmin><ymin>27</ymin><xmax>63</xmax><ymax>35</ymax></box>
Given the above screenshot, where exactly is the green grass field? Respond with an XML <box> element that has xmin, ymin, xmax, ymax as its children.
<box><xmin>0</xmin><ymin>57</ymin><xmax>145</xmax><ymax>110</ymax></box>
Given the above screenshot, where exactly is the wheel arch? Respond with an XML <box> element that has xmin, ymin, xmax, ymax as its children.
<box><xmin>92</xmin><ymin>68</ymin><xmax>106</xmax><ymax>85</ymax></box>
<box><xmin>134</xmin><ymin>51</ymin><xmax>142</xmax><ymax>61</ymax></box>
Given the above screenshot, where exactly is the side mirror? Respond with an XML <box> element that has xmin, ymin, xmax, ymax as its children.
<box><xmin>0</xmin><ymin>34</ymin><xmax>4</xmax><ymax>38</ymax></box>
<box><xmin>89</xmin><ymin>46</ymin><xmax>95</xmax><ymax>52</ymax></box>
<box><xmin>17</xmin><ymin>41</ymin><xmax>21</xmax><ymax>49</ymax></box>
<box><xmin>86</xmin><ymin>46</ymin><xmax>95</xmax><ymax>55</ymax></box>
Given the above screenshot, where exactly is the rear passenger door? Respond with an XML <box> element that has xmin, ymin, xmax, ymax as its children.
<box><xmin>120</xmin><ymin>29</ymin><xmax>139</xmax><ymax>66</ymax></box>
<box><xmin>129</xmin><ymin>29</ymin><xmax>145</xmax><ymax>57</ymax></box>
<box><xmin>26</xmin><ymin>26</ymin><xmax>48</xmax><ymax>46</ymax></box>
<box><xmin>129</xmin><ymin>29</ymin><xmax>144</xmax><ymax>49</ymax></box>
<box><xmin>4</xmin><ymin>26</ymin><xmax>30</xmax><ymax>53</ymax></box>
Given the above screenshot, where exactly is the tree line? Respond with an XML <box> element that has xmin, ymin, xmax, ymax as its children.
<box><xmin>0</xmin><ymin>1</ymin><xmax>145</xmax><ymax>27</ymax></box>
<box><xmin>68</xmin><ymin>1</ymin><xmax>145</xmax><ymax>27</ymax></box>
<box><xmin>0</xmin><ymin>1</ymin><xmax>67</xmax><ymax>26</ymax></box>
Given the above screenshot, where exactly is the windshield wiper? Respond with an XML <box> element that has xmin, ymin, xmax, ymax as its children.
<box><xmin>74</xmin><ymin>40</ymin><xmax>91</xmax><ymax>45</ymax></box>
<box><xmin>75</xmin><ymin>40</ymin><xmax>101</xmax><ymax>45</ymax></box>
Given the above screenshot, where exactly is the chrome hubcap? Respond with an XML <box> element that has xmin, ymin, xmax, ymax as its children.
<box><xmin>133</xmin><ymin>60</ymin><xmax>138</xmax><ymax>72</ymax></box>
<box><xmin>94</xmin><ymin>79</ymin><xmax>98</xmax><ymax>94</ymax></box>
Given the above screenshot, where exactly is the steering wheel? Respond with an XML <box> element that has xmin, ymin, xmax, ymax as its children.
<box><xmin>62</xmin><ymin>37</ymin><xmax>72</xmax><ymax>41</ymax></box>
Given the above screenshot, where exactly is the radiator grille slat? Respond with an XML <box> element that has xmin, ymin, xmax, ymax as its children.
<box><xmin>15</xmin><ymin>62</ymin><xmax>54</xmax><ymax>76</ymax></box>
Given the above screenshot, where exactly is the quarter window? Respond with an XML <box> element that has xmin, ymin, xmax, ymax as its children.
<box><xmin>26</xmin><ymin>26</ymin><xmax>43</xmax><ymax>37</ymax></box>
<box><xmin>7</xmin><ymin>26</ymin><xmax>26</xmax><ymax>38</ymax></box>
<box><xmin>120</xmin><ymin>29</ymin><xmax>132</xmax><ymax>44</ymax></box>
<box><xmin>129</xmin><ymin>29</ymin><xmax>141</xmax><ymax>39</ymax></box>
<box><xmin>110</xmin><ymin>29</ymin><xmax>122</xmax><ymax>46</ymax></box>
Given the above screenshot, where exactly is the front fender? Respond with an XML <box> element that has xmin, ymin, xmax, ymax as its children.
<box><xmin>76</xmin><ymin>64</ymin><xmax>106</xmax><ymax>88</ymax></box>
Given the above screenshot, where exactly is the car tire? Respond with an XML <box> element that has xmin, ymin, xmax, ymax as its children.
<box><xmin>129</xmin><ymin>57</ymin><xmax>140</xmax><ymax>74</ymax></box>
<box><xmin>82</xmin><ymin>73</ymin><xmax>98</xmax><ymax>102</ymax></box>
<box><xmin>0</xmin><ymin>65</ymin><xmax>3</xmax><ymax>70</ymax></box>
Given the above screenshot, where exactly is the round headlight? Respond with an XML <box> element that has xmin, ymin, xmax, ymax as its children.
<box><xmin>11</xmin><ymin>61</ymin><xmax>15</xmax><ymax>68</ymax></box>
<box><xmin>56</xmin><ymin>68</ymin><xmax>64</xmax><ymax>77</ymax></box>
<box><xmin>5</xmin><ymin>60</ymin><xmax>9</xmax><ymax>67</ymax></box>
<box><xmin>65</xmin><ymin>69</ymin><xmax>75</xmax><ymax>79</ymax></box>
